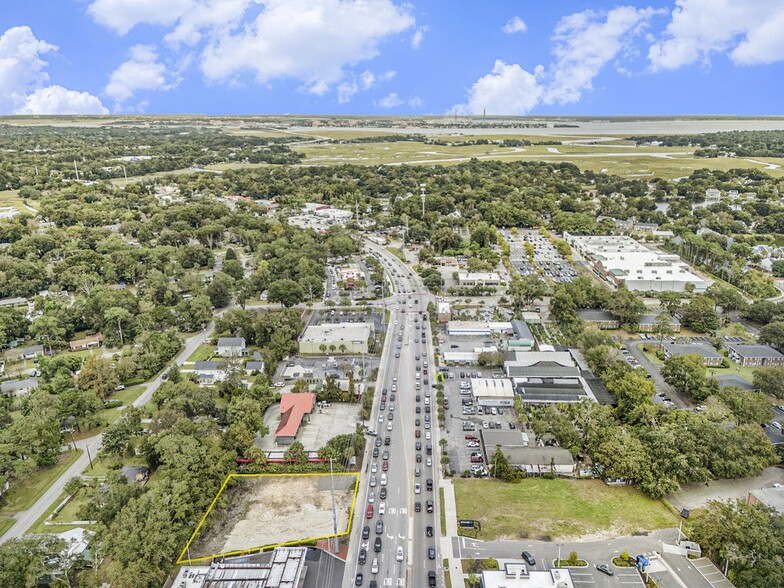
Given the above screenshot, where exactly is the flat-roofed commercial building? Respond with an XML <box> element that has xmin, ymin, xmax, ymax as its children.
<box><xmin>447</xmin><ymin>321</ymin><xmax>513</xmax><ymax>337</ymax></box>
<box><xmin>564</xmin><ymin>233</ymin><xmax>707</xmax><ymax>293</ymax></box>
<box><xmin>299</xmin><ymin>322</ymin><xmax>372</xmax><ymax>354</ymax></box>
<box><xmin>471</xmin><ymin>378</ymin><xmax>515</xmax><ymax>407</ymax></box>
<box><xmin>457</xmin><ymin>272</ymin><xmax>503</xmax><ymax>287</ymax></box>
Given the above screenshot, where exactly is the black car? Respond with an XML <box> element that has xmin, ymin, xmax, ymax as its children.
<box><xmin>428</xmin><ymin>546</ymin><xmax>436</xmax><ymax>560</ymax></box>
<box><xmin>369</xmin><ymin>581</ymin><xmax>377</xmax><ymax>588</ymax></box>
<box><xmin>355</xmin><ymin>572</ymin><xmax>363</xmax><ymax>586</ymax></box>
<box><xmin>521</xmin><ymin>551</ymin><xmax>536</xmax><ymax>566</ymax></box>
<box><xmin>415</xmin><ymin>501</ymin><xmax>421</xmax><ymax>512</ymax></box>
<box><xmin>428</xmin><ymin>571</ymin><xmax>436</xmax><ymax>586</ymax></box>
<box><xmin>372</xmin><ymin>447</ymin><xmax>379</xmax><ymax>457</ymax></box>
<box><xmin>375</xmin><ymin>520</ymin><xmax>384</xmax><ymax>535</ymax></box>
<box><xmin>426</xmin><ymin>526</ymin><xmax>433</xmax><ymax>537</ymax></box>
<box><xmin>380</xmin><ymin>486</ymin><xmax>387</xmax><ymax>499</ymax></box>
<box><xmin>596</xmin><ymin>563</ymin><xmax>614</xmax><ymax>576</ymax></box>
<box><xmin>384</xmin><ymin>436</ymin><xmax>391</xmax><ymax>446</ymax></box>
<box><xmin>358</xmin><ymin>548</ymin><xmax>367</xmax><ymax>564</ymax></box>
<box><xmin>362</xmin><ymin>525</ymin><xmax>370</xmax><ymax>539</ymax></box>
<box><xmin>426</xmin><ymin>500</ymin><xmax>434</xmax><ymax>513</ymax></box>
<box><xmin>374</xmin><ymin>537</ymin><xmax>382</xmax><ymax>552</ymax></box>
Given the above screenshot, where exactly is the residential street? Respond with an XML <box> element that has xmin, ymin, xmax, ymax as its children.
<box><xmin>0</xmin><ymin>321</ymin><xmax>217</xmax><ymax>543</ymax></box>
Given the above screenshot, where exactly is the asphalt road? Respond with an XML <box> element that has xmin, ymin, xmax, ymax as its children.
<box><xmin>344</xmin><ymin>242</ymin><xmax>440</xmax><ymax>587</ymax></box>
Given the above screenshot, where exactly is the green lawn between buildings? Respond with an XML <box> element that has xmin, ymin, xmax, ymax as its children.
<box><xmin>454</xmin><ymin>478</ymin><xmax>676</xmax><ymax>541</ymax></box>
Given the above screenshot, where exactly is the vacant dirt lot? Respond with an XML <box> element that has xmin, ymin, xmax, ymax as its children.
<box><xmin>189</xmin><ymin>474</ymin><xmax>357</xmax><ymax>559</ymax></box>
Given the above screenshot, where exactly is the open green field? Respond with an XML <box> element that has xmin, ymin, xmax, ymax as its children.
<box><xmin>0</xmin><ymin>189</ymin><xmax>38</xmax><ymax>213</ymax></box>
<box><xmin>293</xmin><ymin>139</ymin><xmax>784</xmax><ymax>179</ymax></box>
<box><xmin>0</xmin><ymin>450</ymin><xmax>83</xmax><ymax>518</ymax></box>
<box><xmin>454</xmin><ymin>478</ymin><xmax>676</xmax><ymax>541</ymax></box>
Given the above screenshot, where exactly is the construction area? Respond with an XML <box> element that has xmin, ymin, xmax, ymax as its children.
<box><xmin>182</xmin><ymin>473</ymin><xmax>359</xmax><ymax>563</ymax></box>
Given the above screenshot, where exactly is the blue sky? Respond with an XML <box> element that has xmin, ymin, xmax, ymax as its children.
<box><xmin>1</xmin><ymin>0</ymin><xmax>783</xmax><ymax>116</ymax></box>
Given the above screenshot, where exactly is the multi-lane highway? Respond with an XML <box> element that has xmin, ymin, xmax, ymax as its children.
<box><xmin>345</xmin><ymin>242</ymin><xmax>440</xmax><ymax>587</ymax></box>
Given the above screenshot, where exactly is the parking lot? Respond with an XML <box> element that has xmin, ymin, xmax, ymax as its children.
<box><xmin>440</xmin><ymin>370</ymin><xmax>522</xmax><ymax>475</ymax></box>
<box><xmin>504</xmin><ymin>229</ymin><xmax>578</xmax><ymax>283</ymax></box>
<box><xmin>569</xmin><ymin>567</ymin><xmax>644</xmax><ymax>588</ymax></box>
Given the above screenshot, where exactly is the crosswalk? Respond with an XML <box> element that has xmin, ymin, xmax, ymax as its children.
<box><xmin>381</xmin><ymin>577</ymin><xmax>405</xmax><ymax>586</ymax></box>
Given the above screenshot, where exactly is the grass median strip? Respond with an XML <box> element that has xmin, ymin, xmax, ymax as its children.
<box><xmin>454</xmin><ymin>478</ymin><xmax>675</xmax><ymax>541</ymax></box>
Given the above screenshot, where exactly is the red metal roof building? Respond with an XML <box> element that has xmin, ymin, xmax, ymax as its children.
<box><xmin>275</xmin><ymin>393</ymin><xmax>316</xmax><ymax>445</ymax></box>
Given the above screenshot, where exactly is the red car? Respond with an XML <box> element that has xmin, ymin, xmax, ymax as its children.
<box><xmin>470</xmin><ymin>456</ymin><xmax>484</xmax><ymax>463</ymax></box>
<box><xmin>415</xmin><ymin>430</ymin><xmax>421</xmax><ymax>438</ymax></box>
<box><xmin>366</xmin><ymin>504</ymin><xmax>374</xmax><ymax>518</ymax></box>
<box><xmin>382</xmin><ymin>461</ymin><xmax>389</xmax><ymax>471</ymax></box>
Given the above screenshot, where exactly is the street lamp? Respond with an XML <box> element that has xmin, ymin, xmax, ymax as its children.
<box><xmin>557</xmin><ymin>543</ymin><xmax>563</xmax><ymax>568</ymax></box>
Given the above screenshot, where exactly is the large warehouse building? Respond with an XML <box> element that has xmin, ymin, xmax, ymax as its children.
<box><xmin>299</xmin><ymin>322</ymin><xmax>372</xmax><ymax>354</ymax></box>
<box><xmin>564</xmin><ymin>233</ymin><xmax>706</xmax><ymax>293</ymax></box>
<box><xmin>471</xmin><ymin>378</ymin><xmax>515</xmax><ymax>408</ymax></box>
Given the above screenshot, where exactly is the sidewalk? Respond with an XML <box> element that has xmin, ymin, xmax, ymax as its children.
<box><xmin>440</xmin><ymin>479</ymin><xmax>467</xmax><ymax>587</ymax></box>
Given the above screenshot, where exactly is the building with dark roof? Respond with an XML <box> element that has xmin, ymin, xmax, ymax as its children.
<box><xmin>510</xmin><ymin>320</ymin><xmax>535</xmax><ymax>350</ymax></box>
<box><xmin>715</xmin><ymin>375</ymin><xmax>755</xmax><ymax>391</ymax></box>
<box><xmin>726</xmin><ymin>344</ymin><xmax>784</xmax><ymax>367</ymax></box>
<box><xmin>662</xmin><ymin>342</ymin><xmax>723</xmax><ymax>367</ymax></box>
<box><xmin>638</xmin><ymin>313</ymin><xmax>681</xmax><ymax>333</ymax></box>
<box><xmin>576</xmin><ymin>310</ymin><xmax>619</xmax><ymax>329</ymax></box>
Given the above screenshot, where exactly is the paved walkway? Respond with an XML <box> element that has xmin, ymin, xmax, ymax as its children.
<box><xmin>440</xmin><ymin>479</ymin><xmax>467</xmax><ymax>587</ymax></box>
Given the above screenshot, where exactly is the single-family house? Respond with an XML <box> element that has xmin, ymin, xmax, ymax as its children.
<box><xmin>726</xmin><ymin>344</ymin><xmax>784</xmax><ymax>367</ymax></box>
<box><xmin>245</xmin><ymin>360</ymin><xmax>265</xmax><ymax>374</ymax></box>
<box><xmin>69</xmin><ymin>333</ymin><xmax>104</xmax><ymax>351</ymax></box>
<box><xmin>121</xmin><ymin>465</ymin><xmax>150</xmax><ymax>485</ymax></box>
<box><xmin>216</xmin><ymin>337</ymin><xmax>247</xmax><ymax>357</ymax></box>
<box><xmin>1</xmin><ymin>377</ymin><xmax>39</xmax><ymax>396</ymax></box>
<box><xmin>193</xmin><ymin>360</ymin><xmax>229</xmax><ymax>385</ymax></box>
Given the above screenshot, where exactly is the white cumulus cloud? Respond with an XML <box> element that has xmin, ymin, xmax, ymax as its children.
<box><xmin>0</xmin><ymin>26</ymin><xmax>106</xmax><ymax>115</ymax></box>
<box><xmin>454</xmin><ymin>6</ymin><xmax>659</xmax><ymax>115</ymax></box>
<box><xmin>377</xmin><ymin>92</ymin><xmax>403</xmax><ymax>108</ymax></box>
<box><xmin>502</xmin><ymin>16</ymin><xmax>527</xmax><ymax>34</ymax></box>
<box><xmin>200</xmin><ymin>0</ymin><xmax>414</xmax><ymax>95</ymax></box>
<box><xmin>105</xmin><ymin>45</ymin><xmax>176</xmax><ymax>103</ymax></box>
<box><xmin>545</xmin><ymin>6</ymin><xmax>660</xmax><ymax>105</ymax></box>
<box><xmin>454</xmin><ymin>60</ymin><xmax>544</xmax><ymax>115</ymax></box>
<box><xmin>411</xmin><ymin>26</ymin><xmax>428</xmax><ymax>48</ymax></box>
<box><xmin>17</xmin><ymin>86</ymin><xmax>108</xmax><ymax>115</ymax></box>
<box><xmin>649</xmin><ymin>0</ymin><xmax>784</xmax><ymax>69</ymax></box>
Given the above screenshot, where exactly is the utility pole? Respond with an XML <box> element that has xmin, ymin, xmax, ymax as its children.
<box><xmin>329</xmin><ymin>458</ymin><xmax>339</xmax><ymax>553</ymax></box>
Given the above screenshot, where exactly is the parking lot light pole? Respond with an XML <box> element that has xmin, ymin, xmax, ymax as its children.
<box><xmin>557</xmin><ymin>543</ymin><xmax>563</xmax><ymax>567</ymax></box>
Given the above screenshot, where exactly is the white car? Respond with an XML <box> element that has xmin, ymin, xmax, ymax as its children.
<box><xmin>371</xmin><ymin>462</ymin><xmax>378</xmax><ymax>473</ymax></box>
<box><xmin>380</xmin><ymin>474</ymin><xmax>387</xmax><ymax>486</ymax></box>
<box><xmin>425</xmin><ymin>431</ymin><xmax>431</xmax><ymax>440</ymax></box>
<box><xmin>415</xmin><ymin>483</ymin><xmax>421</xmax><ymax>494</ymax></box>
<box><xmin>387</xmin><ymin>422</ymin><xmax>393</xmax><ymax>431</ymax></box>
<box><xmin>379</xmin><ymin>502</ymin><xmax>386</xmax><ymax>515</ymax></box>
<box><xmin>378</xmin><ymin>414</ymin><xmax>384</xmax><ymax>422</ymax></box>
<box><xmin>396</xmin><ymin>546</ymin><xmax>404</xmax><ymax>562</ymax></box>
<box><xmin>368</xmin><ymin>491</ymin><xmax>375</xmax><ymax>503</ymax></box>
<box><xmin>426</xmin><ymin>457</ymin><xmax>432</xmax><ymax>467</ymax></box>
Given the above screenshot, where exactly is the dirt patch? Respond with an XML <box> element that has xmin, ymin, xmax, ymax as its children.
<box><xmin>188</xmin><ymin>474</ymin><xmax>358</xmax><ymax>559</ymax></box>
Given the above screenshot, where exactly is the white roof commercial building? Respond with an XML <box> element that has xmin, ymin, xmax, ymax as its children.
<box><xmin>471</xmin><ymin>378</ymin><xmax>515</xmax><ymax>407</ymax></box>
<box><xmin>447</xmin><ymin>321</ymin><xmax>513</xmax><ymax>337</ymax></box>
<box><xmin>482</xmin><ymin>564</ymin><xmax>574</xmax><ymax>588</ymax></box>
<box><xmin>457</xmin><ymin>272</ymin><xmax>503</xmax><ymax>287</ymax></box>
<box><xmin>564</xmin><ymin>233</ymin><xmax>707</xmax><ymax>293</ymax></box>
<box><xmin>299</xmin><ymin>322</ymin><xmax>372</xmax><ymax>354</ymax></box>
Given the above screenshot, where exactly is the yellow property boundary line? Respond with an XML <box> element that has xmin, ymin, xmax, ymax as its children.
<box><xmin>176</xmin><ymin>472</ymin><xmax>360</xmax><ymax>565</ymax></box>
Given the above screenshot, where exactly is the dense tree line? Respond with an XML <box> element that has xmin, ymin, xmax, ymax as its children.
<box><xmin>631</xmin><ymin>130</ymin><xmax>784</xmax><ymax>158</ymax></box>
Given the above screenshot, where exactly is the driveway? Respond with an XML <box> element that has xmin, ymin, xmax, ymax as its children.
<box><xmin>626</xmin><ymin>341</ymin><xmax>688</xmax><ymax>409</ymax></box>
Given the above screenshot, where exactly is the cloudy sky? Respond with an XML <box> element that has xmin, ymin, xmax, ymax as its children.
<box><xmin>1</xmin><ymin>0</ymin><xmax>783</xmax><ymax>116</ymax></box>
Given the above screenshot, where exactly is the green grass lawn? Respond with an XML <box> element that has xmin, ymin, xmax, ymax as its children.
<box><xmin>454</xmin><ymin>478</ymin><xmax>676</xmax><ymax>541</ymax></box>
<box><xmin>27</xmin><ymin>486</ymin><xmax>93</xmax><ymax>535</ymax></box>
<box><xmin>186</xmin><ymin>344</ymin><xmax>216</xmax><ymax>363</ymax></box>
<box><xmin>0</xmin><ymin>517</ymin><xmax>14</xmax><ymax>538</ymax></box>
<box><xmin>0</xmin><ymin>450</ymin><xmax>83</xmax><ymax>516</ymax></box>
<box><xmin>386</xmin><ymin>247</ymin><xmax>407</xmax><ymax>262</ymax></box>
